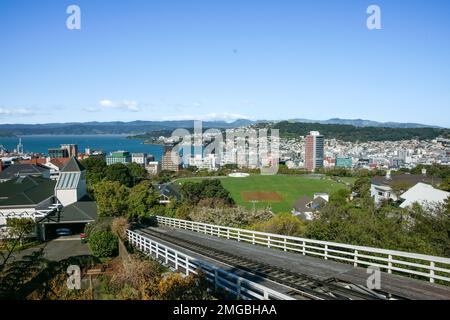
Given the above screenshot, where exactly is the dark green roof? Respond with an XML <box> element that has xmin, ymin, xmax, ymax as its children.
<box><xmin>40</xmin><ymin>196</ymin><xmax>97</xmax><ymax>224</ymax></box>
<box><xmin>0</xmin><ymin>164</ymin><xmax>49</xmax><ymax>180</ymax></box>
<box><xmin>0</xmin><ymin>176</ymin><xmax>56</xmax><ymax>207</ymax></box>
<box><xmin>61</xmin><ymin>157</ymin><xmax>85</xmax><ymax>173</ymax></box>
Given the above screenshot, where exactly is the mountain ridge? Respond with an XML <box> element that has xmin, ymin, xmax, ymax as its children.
<box><xmin>0</xmin><ymin>118</ymin><xmax>445</xmax><ymax>136</ymax></box>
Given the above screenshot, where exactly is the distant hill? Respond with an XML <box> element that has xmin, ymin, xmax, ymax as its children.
<box><xmin>0</xmin><ymin>131</ymin><xmax>15</xmax><ymax>137</ymax></box>
<box><xmin>290</xmin><ymin>118</ymin><xmax>440</xmax><ymax>129</ymax></box>
<box><xmin>267</xmin><ymin>121</ymin><xmax>450</xmax><ymax>142</ymax></box>
<box><xmin>0</xmin><ymin>119</ymin><xmax>253</xmax><ymax>136</ymax></box>
<box><xmin>0</xmin><ymin>118</ymin><xmax>444</xmax><ymax>137</ymax></box>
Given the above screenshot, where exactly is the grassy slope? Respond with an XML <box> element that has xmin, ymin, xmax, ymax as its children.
<box><xmin>175</xmin><ymin>175</ymin><xmax>352</xmax><ymax>214</ymax></box>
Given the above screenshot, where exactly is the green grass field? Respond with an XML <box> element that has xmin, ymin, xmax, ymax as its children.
<box><xmin>174</xmin><ymin>175</ymin><xmax>352</xmax><ymax>214</ymax></box>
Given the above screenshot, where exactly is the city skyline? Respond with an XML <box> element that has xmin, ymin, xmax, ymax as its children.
<box><xmin>1</xmin><ymin>0</ymin><xmax>450</xmax><ymax>126</ymax></box>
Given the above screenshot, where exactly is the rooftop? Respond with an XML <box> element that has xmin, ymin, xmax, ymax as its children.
<box><xmin>399</xmin><ymin>183</ymin><xmax>450</xmax><ymax>208</ymax></box>
<box><xmin>0</xmin><ymin>163</ymin><xmax>49</xmax><ymax>181</ymax></box>
<box><xmin>39</xmin><ymin>195</ymin><xmax>97</xmax><ymax>224</ymax></box>
<box><xmin>56</xmin><ymin>172</ymin><xmax>81</xmax><ymax>190</ymax></box>
<box><xmin>60</xmin><ymin>157</ymin><xmax>85</xmax><ymax>173</ymax></box>
<box><xmin>156</xmin><ymin>183</ymin><xmax>182</xmax><ymax>201</ymax></box>
<box><xmin>49</xmin><ymin>157</ymin><xmax>71</xmax><ymax>169</ymax></box>
<box><xmin>371</xmin><ymin>174</ymin><xmax>441</xmax><ymax>188</ymax></box>
<box><xmin>0</xmin><ymin>176</ymin><xmax>56</xmax><ymax>207</ymax></box>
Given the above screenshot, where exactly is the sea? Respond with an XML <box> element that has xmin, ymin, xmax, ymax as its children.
<box><xmin>0</xmin><ymin>135</ymin><xmax>164</xmax><ymax>160</ymax></box>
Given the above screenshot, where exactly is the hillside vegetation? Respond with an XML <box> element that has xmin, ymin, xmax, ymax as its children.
<box><xmin>265</xmin><ymin>121</ymin><xmax>450</xmax><ymax>142</ymax></box>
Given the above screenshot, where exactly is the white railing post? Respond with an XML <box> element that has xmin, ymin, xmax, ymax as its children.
<box><xmin>185</xmin><ymin>256</ymin><xmax>189</xmax><ymax>276</ymax></box>
<box><xmin>175</xmin><ymin>252</ymin><xmax>178</xmax><ymax>270</ymax></box>
<box><xmin>430</xmin><ymin>262</ymin><xmax>435</xmax><ymax>283</ymax></box>
<box><xmin>165</xmin><ymin>247</ymin><xmax>168</xmax><ymax>264</ymax></box>
<box><xmin>156</xmin><ymin>242</ymin><xmax>159</xmax><ymax>259</ymax></box>
<box><xmin>152</xmin><ymin>217</ymin><xmax>450</xmax><ymax>285</ymax></box>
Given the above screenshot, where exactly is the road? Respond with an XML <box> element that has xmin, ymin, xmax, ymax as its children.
<box><xmin>2</xmin><ymin>235</ymin><xmax>91</xmax><ymax>263</ymax></box>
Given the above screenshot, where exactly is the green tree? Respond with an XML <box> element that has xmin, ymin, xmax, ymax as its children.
<box><xmin>329</xmin><ymin>189</ymin><xmax>351</xmax><ymax>206</ymax></box>
<box><xmin>127</xmin><ymin>162</ymin><xmax>148</xmax><ymax>184</ymax></box>
<box><xmin>88</xmin><ymin>231</ymin><xmax>118</xmax><ymax>258</ymax></box>
<box><xmin>352</xmin><ymin>177</ymin><xmax>371</xmax><ymax>198</ymax></box>
<box><xmin>407</xmin><ymin>202</ymin><xmax>450</xmax><ymax>256</ymax></box>
<box><xmin>1</xmin><ymin>218</ymin><xmax>36</xmax><ymax>271</ymax></box>
<box><xmin>80</xmin><ymin>157</ymin><xmax>107</xmax><ymax>187</ymax></box>
<box><xmin>252</xmin><ymin>213</ymin><xmax>306</xmax><ymax>236</ymax></box>
<box><xmin>180</xmin><ymin>179</ymin><xmax>234</xmax><ymax>206</ymax></box>
<box><xmin>93</xmin><ymin>181</ymin><xmax>129</xmax><ymax>217</ymax></box>
<box><xmin>105</xmin><ymin>163</ymin><xmax>133</xmax><ymax>187</ymax></box>
<box><xmin>175</xmin><ymin>203</ymin><xmax>193</xmax><ymax>220</ymax></box>
<box><xmin>127</xmin><ymin>181</ymin><xmax>160</xmax><ymax>220</ymax></box>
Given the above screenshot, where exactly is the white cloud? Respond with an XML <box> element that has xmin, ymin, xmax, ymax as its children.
<box><xmin>162</xmin><ymin>112</ymin><xmax>254</xmax><ymax>122</ymax></box>
<box><xmin>0</xmin><ymin>107</ymin><xmax>34</xmax><ymax>116</ymax></box>
<box><xmin>99</xmin><ymin>99</ymin><xmax>141</xmax><ymax>112</ymax></box>
<box><xmin>83</xmin><ymin>106</ymin><xmax>101</xmax><ymax>113</ymax></box>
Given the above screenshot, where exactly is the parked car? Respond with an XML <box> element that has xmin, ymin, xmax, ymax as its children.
<box><xmin>55</xmin><ymin>228</ymin><xmax>72</xmax><ymax>236</ymax></box>
<box><xmin>80</xmin><ymin>233</ymin><xmax>87</xmax><ymax>243</ymax></box>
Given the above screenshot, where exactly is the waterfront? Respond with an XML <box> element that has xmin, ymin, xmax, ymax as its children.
<box><xmin>0</xmin><ymin>135</ymin><xmax>164</xmax><ymax>160</ymax></box>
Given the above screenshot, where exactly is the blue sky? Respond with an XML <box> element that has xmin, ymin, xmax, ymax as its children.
<box><xmin>0</xmin><ymin>0</ymin><xmax>449</xmax><ymax>126</ymax></box>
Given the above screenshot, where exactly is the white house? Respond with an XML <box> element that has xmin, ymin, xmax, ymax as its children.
<box><xmin>370</xmin><ymin>172</ymin><xmax>440</xmax><ymax>205</ymax></box>
<box><xmin>55</xmin><ymin>157</ymin><xmax>87</xmax><ymax>206</ymax></box>
<box><xmin>292</xmin><ymin>193</ymin><xmax>329</xmax><ymax>221</ymax></box>
<box><xmin>399</xmin><ymin>183</ymin><xmax>450</xmax><ymax>209</ymax></box>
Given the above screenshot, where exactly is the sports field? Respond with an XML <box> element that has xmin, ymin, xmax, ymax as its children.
<box><xmin>175</xmin><ymin>175</ymin><xmax>352</xmax><ymax>214</ymax></box>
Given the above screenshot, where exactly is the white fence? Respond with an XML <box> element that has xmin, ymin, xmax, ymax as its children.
<box><xmin>127</xmin><ymin>230</ymin><xmax>295</xmax><ymax>300</ymax></box>
<box><xmin>156</xmin><ymin>216</ymin><xmax>450</xmax><ymax>284</ymax></box>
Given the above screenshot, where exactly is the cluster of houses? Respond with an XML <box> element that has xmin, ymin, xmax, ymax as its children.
<box><xmin>369</xmin><ymin>171</ymin><xmax>449</xmax><ymax>209</ymax></box>
<box><xmin>0</xmin><ymin>157</ymin><xmax>182</xmax><ymax>241</ymax></box>
<box><xmin>292</xmin><ymin>171</ymin><xmax>449</xmax><ymax>220</ymax></box>
<box><xmin>0</xmin><ymin>158</ymin><xmax>97</xmax><ymax>241</ymax></box>
<box><xmin>1</xmin><ymin>153</ymin><xmax>449</xmax><ymax>240</ymax></box>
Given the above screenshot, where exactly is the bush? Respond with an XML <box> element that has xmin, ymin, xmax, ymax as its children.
<box><xmin>111</xmin><ymin>217</ymin><xmax>129</xmax><ymax>241</ymax></box>
<box><xmin>252</xmin><ymin>213</ymin><xmax>306</xmax><ymax>237</ymax></box>
<box><xmin>84</xmin><ymin>218</ymin><xmax>112</xmax><ymax>237</ymax></box>
<box><xmin>188</xmin><ymin>206</ymin><xmax>273</xmax><ymax>228</ymax></box>
<box><xmin>88</xmin><ymin>231</ymin><xmax>118</xmax><ymax>258</ymax></box>
<box><xmin>155</xmin><ymin>273</ymin><xmax>211</xmax><ymax>300</ymax></box>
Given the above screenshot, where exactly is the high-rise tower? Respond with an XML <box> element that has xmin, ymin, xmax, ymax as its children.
<box><xmin>305</xmin><ymin>131</ymin><xmax>324</xmax><ymax>172</ymax></box>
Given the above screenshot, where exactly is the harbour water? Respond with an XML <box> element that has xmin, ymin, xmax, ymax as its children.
<box><xmin>0</xmin><ymin>135</ymin><xmax>164</xmax><ymax>160</ymax></box>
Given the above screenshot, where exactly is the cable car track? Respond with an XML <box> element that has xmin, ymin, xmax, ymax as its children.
<box><xmin>137</xmin><ymin>228</ymin><xmax>391</xmax><ymax>300</ymax></box>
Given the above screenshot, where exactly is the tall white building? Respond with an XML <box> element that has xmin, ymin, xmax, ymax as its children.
<box><xmin>132</xmin><ymin>153</ymin><xmax>147</xmax><ymax>166</ymax></box>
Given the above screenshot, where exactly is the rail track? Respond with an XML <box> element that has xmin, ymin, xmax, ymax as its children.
<box><xmin>137</xmin><ymin>227</ymin><xmax>395</xmax><ymax>300</ymax></box>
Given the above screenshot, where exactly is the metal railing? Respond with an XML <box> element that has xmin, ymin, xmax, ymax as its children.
<box><xmin>127</xmin><ymin>230</ymin><xmax>295</xmax><ymax>300</ymax></box>
<box><xmin>156</xmin><ymin>216</ymin><xmax>450</xmax><ymax>284</ymax></box>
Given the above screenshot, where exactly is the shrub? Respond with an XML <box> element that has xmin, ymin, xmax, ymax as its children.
<box><xmin>111</xmin><ymin>217</ymin><xmax>129</xmax><ymax>241</ymax></box>
<box><xmin>155</xmin><ymin>272</ymin><xmax>211</xmax><ymax>300</ymax></box>
<box><xmin>252</xmin><ymin>213</ymin><xmax>306</xmax><ymax>237</ymax></box>
<box><xmin>88</xmin><ymin>231</ymin><xmax>118</xmax><ymax>258</ymax></box>
<box><xmin>84</xmin><ymin>218</ymin><xmax>112</xmax><ymax>237</ymax></box>
<box><xmin>188</xmin><ymin>206</ymin><xmax>273</xmax><ymax>228</ymax></box>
